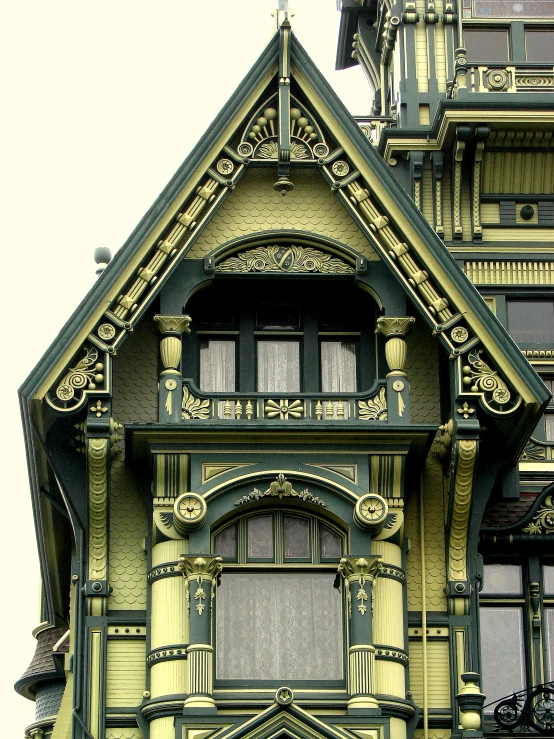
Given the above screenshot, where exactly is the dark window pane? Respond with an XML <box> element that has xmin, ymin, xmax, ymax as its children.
<box><xmin>257</xmin><ymin>341</ymin><xmax>300</xmax><ymax>392</ymax></box>
<box><xmin>214</xmin><ymin>524</ymin><xmax>237</xmax><ymax>561</ymax></box>
<box><xmin>216</xmin><ymin>572</ymin><xmax>343</xmax><ymax>680</ymax></box>
<box><xmin>256</xmin><ymin>304</ymin><xmax>300</xmax><ymax>330</ymax></box>
<box><xmin>507</xmin><ymin>302</ymin><xmax>554</xmax><ymax>344</ymax></box>
<box><xmin>284</xmin><ymin>516</ymin><xmax>310</xmax><ymax>558</ymax></box>
<box><xmin>248</xmin><ymin>515</ymin><xmax>274</xmax><ymax>559</ymax></box>
<box><xmin>526</xmin><ymin>30</ymin><xmax>554</xmax><ymax>62</ymax></box>
<box><xmin>320</xmin><ymin>526</ymin><xmax>342</xmax><ymax>559</ymax></box>
<box><xmin>464</xmin><ymin>29</ymin><xmax>509</xmax><ymax>61</ymax></box>
<box><xmin>481</xmin><ymin>564</ymin><xmax>523</xmax><ymax>595</ymax></box>
<box><xmin>480</xmin><ymin>607</ymin><xmax>526</xmax><ymax>708</ymax></box>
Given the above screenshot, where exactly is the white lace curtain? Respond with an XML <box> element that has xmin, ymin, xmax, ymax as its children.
<box><xmin>216</xmin><ymin>573</ymin><xmax>343</xmax><ymax>681</ymax></box>
<box><xmin>257</xmin><ymin>341</ymin><xmax>300</xmax><ymax>392</ymax></box>
<box><xmin>320</xmin><ymin>342</ymin><xmax>356</xmax><ymax>392</ymax></box>
<box><xmin>200</xmin><ymin>341</ymin><xmax>235</xmax><ymax>392</ymax></box>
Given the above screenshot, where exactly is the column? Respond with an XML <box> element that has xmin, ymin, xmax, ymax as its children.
<box><xmin>338</xmin><ymin>555</ymin><xmax>382</xmax><ymax>712</ymax></box>
<box><xmin>376</xmin><ymin>316</ymin><xmax>415</xmax><ymax>424</ymax></box>
<box><xmin>153</xmin><ymin>315</ymin><xmax>191</xmax><ymax>423</ymax></box>
<box><xmin>179</xmin><ymin>555</ymin><xmax>223</xmax><ymax>712</ymax></box>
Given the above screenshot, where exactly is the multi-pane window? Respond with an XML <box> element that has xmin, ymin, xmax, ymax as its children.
<box><xmin>213</xmin><ymin>510</ymin><xmax>345</xmax><ymax>684</ymax></box>
<box><xmin>506</xmin><ymin>301</ymin><xmax>554</xmax><ymax>346</ymax></box>
<box><xmin>480</xmin><ymin>560</ymin><xmax>554</xmax><ymax>711</ymax></box>
<box><xmin>184</xmin><ymin>277</ymin><xmax>378</xmax><ymax>395</ymax></box>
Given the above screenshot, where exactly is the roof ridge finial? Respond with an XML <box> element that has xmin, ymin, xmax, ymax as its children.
<box><xmin>273</xmin><ymin>0</ymin><xmax>294</xmax><ymax>32</ymax></box>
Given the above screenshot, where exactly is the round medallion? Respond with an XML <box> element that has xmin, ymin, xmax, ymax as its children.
<box><xmin>237</xmin><ymin>142</ymin><xmax>253</xmax><ymax>157</ymax></box>
<box><xmin>392</xmin><ymin>379</ymin><xmax>405</xmax><ymax>392</ymax></box>
<box><xmin>98</xmin><ymin>323</ymin><xmax>116</xmax><ymax>341</ymax></box>
<box><xmin>450</xmin><ymin>326</ymin><xmax>469</xmax><ymax>344</ymax></box>
<box><xmin>275</xmin><ymin>686</ymin><xmax>294</xmax><ymax>706</ymax></box>
<box><xmin>216</xmin><ymin>158</ymin><xmax>234</xmax><ymax>175</ymax></box>
<box><xmin>354</xmin><ymin>493</ymin><xmax>389</xmax><ymax>534</ymax></box>
<box><xmin>165</xmin><ymin>378</ymin><xmax>178</xmax><ymax>391</ymax></box>
<box><xmin>173</xmin><ymin>493</ymin><xmax>207</xmax><ymax>533</ymax></box>
<box><xmin>313</xmin><ymin>143</ymin><xmax>329</xmax><ymax>158</ymax></box>
<box><xmin>332</xmin><ymin>160</ymin><xmax>350</xmax><ymax>177</ymax></box>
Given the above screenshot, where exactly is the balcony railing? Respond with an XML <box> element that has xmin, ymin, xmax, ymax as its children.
<box><xmin>450</xmin><ymin>64</ymin><xmax>554</xmax><ymax>97</ymax></box>
<box><xmin>485</xmin><ymin>682</ymin><xmax>554</xmax><ymax>735</ymax></box>
<box><xmin>180</xmin><ymin>380</ymin><xmax>389</xmax><ymax>423</ymax></box>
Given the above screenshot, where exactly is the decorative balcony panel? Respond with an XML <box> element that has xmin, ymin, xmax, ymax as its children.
<box><xmin>180</xmin><ymin>381</ymin><xmax>389</xmax><ymax>423</ymax></box>
<box><xmin>452</xmin><ymin>65</ymin><xmax>554</xmax><ymax>97</ymax></box>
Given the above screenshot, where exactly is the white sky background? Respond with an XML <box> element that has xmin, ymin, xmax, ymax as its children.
<box><xmin>1</xmin><ymin>1</ymin><xmax>368</xmax><ymax>732</ymax></box>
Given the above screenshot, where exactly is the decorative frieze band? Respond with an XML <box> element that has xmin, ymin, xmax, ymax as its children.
<box><xmin>379</xmin><ymin>563</ymin><xmax>406</xmax><ymax>584</ymax></box>
<box><xmin>147</xmin><ymin>644</ymin><xmax>189</xmax><ymax>666</ymax></box>
<box><xmin>465</xmin><ymin>261</ymin><xmax>554</xmax><ymax>286</ymax></box>
<box><xmin>374</xmin><ymin>645</ymin><xmax>409</xmax><ymax>665</ymax></box>
<box><xmin>147</xmin><ymin>561</ymin><xmax>181</xmax><ymax>584</ymax></box>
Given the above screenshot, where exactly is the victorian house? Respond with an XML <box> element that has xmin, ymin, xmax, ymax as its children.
<box><xmin>16</xmin><ymin>3</ymin><xmax>554</xmax><ymax>739</ymax></box>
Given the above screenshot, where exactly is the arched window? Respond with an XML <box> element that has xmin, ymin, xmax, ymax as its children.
<box><xmin>212</xmin><ymin>507</ymin><xmax>346</xmax><ymax>686</ymax></box>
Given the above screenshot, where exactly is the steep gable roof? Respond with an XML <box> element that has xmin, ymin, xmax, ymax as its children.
<box><xmin>20</xmin><ymin>26</ymin><xmax>548</xmax><ymax>443</ymax></box>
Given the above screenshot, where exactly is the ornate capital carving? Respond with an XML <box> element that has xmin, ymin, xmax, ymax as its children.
<box><xmin>178</xmin><ymin>555</ymin><xmax>223</xmax><ymax>616</ymax></box>
<box><xmin>376</xmin><ymin>316</ymin><xmax>415</xmax><ymax>338</ymax></box>
<box><xmin>338</xmin><ymin>556</ymin><xmax>382</xmax><ymax>617</ymax></box>
<box><xmin>153</xmin><ymin>314</ymin><xmax>192</xmax><ymax>336</ymax></box>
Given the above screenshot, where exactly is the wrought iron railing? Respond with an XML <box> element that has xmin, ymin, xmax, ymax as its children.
<box><xmin>485</xmin><ymin>682</ymin><xmax>554</xmax><ymax>734</ymax></box>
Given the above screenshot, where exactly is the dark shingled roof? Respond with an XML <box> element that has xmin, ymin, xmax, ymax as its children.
<box><xmin>15</xmin><ymin>625</ymin><xmax>66</xmax><ymax>699</ymax></box>
<box><xmin>481</xmin><ymin>494</ymin><xmax>538</xmax><ymax>529</ymax></box>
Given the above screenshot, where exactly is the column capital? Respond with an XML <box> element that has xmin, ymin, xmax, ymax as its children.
<box><xmin>338</xmin><ymin>556</ymin><xmax>382</xmax><ymax>618</ymax></box>
<box><xmin>375</xmin><ymin>316</ymin><xmax>415</xmax><ymax>338</ymax></box>
<box><xmin>153</xmin><ymin>314</ymin><xmax>192</xmax><ymax>336</ymax></box>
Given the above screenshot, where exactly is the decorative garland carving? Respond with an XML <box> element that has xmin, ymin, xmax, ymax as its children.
<box><xmin>358</xmin><ymin>387</ymin><xmax>387</xmax><ymax>421</ymax></box>
<box><xmin>235</xmin><ymin>473</ymin><xmax>326</xmax><ymax>507</ymax></box>
<box><xmin>522</xmin><ymin>495</ymin><xmax>554</xmax><ymax>535</ymax></box>
<box><xmin>217</xmin><ymin>245</ymin><xmax>354</xmax><ymax>274</ymax></box>
<box><xmin>338</xmin><ymin>556</ymin><xmax>382</xmax><ymax>617</ymax></box>
<box><xmin>88</xmin><ymin>438</ymin><xmax>109</xmax><ymax>581</ymax></box>
<box><xmin>448</xmin><ymin>439</ymin><xmax>477</xmax><ymax>581</ymax></box>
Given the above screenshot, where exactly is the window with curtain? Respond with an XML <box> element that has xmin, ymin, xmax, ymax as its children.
<box><xmin>213</xmin><ymin>509</ymin><xmax>344</xmax><ymax>684</ymax></box>
<box><xmin>320</xmin><ymin>341</ymin><xmax>357</xmax><ymax>419</ymax></box>
<box><xmin>200</xmin><ymin>340</ymin><xmax>236</xmax><ymax>417</ymax></box>
<box><xmin>480</xmin><ymin>560</ymin><xmax>554</xmax><ymax>712</ymax></box>
<box><xmin>257</xmin><ymin>340</ymin><xmax>300</xmax><ymax>392</ymax></box>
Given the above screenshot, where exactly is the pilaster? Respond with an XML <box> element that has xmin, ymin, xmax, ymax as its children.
<box><xmin>153</xmin><ymin>314</ymin><xmax>191</xmax><ymax>423</ymax></box>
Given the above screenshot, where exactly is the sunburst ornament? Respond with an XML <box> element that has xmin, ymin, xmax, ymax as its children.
<box><xmin>354</xmin><ymin>493</ymin><xmax>389</xmax><ymax>534</ymax></box>
<box><xmin>173</xmin><ymin>493</ymin><xmax>207</xmax><ymax>533</ymax></box>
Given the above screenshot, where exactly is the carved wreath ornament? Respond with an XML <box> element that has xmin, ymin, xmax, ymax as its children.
<box><xmin>235</xmin><ymin>473</ymin><xmax>326</xmax><ymax>507</ymax></box>
<box><xmin>217</xmin><ymin>245</ymin><xmax>354</xmax><ymax>274</ymax></box>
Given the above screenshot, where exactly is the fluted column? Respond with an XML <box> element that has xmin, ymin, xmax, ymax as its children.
<box><xmin>153</xmin><ymin>315</ymin><xmax>191</xmax><ymax>423</ymax></box>
<box><xmin>178</xmin><ymin>555</ymin><xmax>223</xmax><ymax>712</ymax></box>
<box><xmin>338</xmin><ymin>555</ymin><xmax>382</xmax><ymax>712</ymax></box>
<box><xmin>376</xmin><ymin>316</ymin><xmax>415</xmax><ymax>424</ymax></box>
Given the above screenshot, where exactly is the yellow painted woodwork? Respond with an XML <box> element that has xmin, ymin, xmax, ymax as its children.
<box><xmin>406</xmin><ymin>452</ymin><xmax>447</xmax><ymax>611</ymax></box>
<box><xmin>150</xmin><ymin>716</ymin><xmax>175</xmax><ymax>739</ymax></box>
<box><xmin>461</xmin><ymin>176</ymin><xmax>472</xmax><ymax>241</ymax></box>
<box><xmin>90</xmin><ymin>630</ymin><xmax>102</xmax><ymax>737</ymax></box>
<box><xmin>409</xmin><ymin>640</ymin><xmax>451</xmax><ymax>708</ymax></box>
<box><xmin>152</xmin><ymin>539</ymin><xmax>187</xmax><ymax>567</ymax></box>
<box><xmin>419</xmin><ymin>105</ymin><xmax>430</xmax><ymax>126</ymax></box>
<box><xmin>414</xmin><ymin>12</ymin><xmax>429</xmax><ymax>93</ymax></box>
<box><xmin>151</xmin><ymin>572</ymin><xmax>189</xmax><ymax>648</ymax></box>
<box><xmin>108</xmin><ymin>455</ymin><xmax>148</xmax><ymax>610</ymax></box>
<box><xmin>434</xmin><ymin>16</ymin><xmax>447</xmax><ymax>93</ymax></box>
<box><xmin>185</xmin><ymin>168</ymin><xmax>379</xmax><ymax>262</ymax></box>
<box><xmin>422</xmin><ymin>156</ymin><xmax>434</xmax><ymax>227</ymax></box>
<box><xmin>482</xmin><ymin>151</ymin><xmax>554</xmax><ymax>194</ymax></box>
<box><xmin>389</xmin><ymin>717</ymin><xmax>407</xmax><ymax>739</ymax></box>
<box><xmin>106</xmin><ymin>731</ymin><xmax>143</xmax><ymax>739</ymax></box>
<box><xmin>442</xmin><ymin>162</ymin><xmax>453</xmax><ymax>241</ymax></box>
<box><xmin>106</xmin><ymin>639</ymin><xmax>146</xmax><ymax>707</ymax></box>
<box><xmin>151</xmin><ymin>660</ymin><xmax>188</xmax><ymax>698</ymax></box>
<box><xmin>482</xmin><ymin>228</ymin><xmax>554</xmax><ymax>242</ymax></box>
<box><xmin>480</xmin><ymin>203</ymin><xmax>500</xmax><ymax>224</ymax></box>
<box><xmin>465</xmin><ymin>261</ymin><xmax>554</xmax><ymax>285</ymax></box>
<box><xmin>50</xmin><ymin>673</ymin><xmax>73</xmax><ymax>739</ymax></box>
<box><xmin>413</xmin><ymin>731</ymin><xmax>451</xmax><ymax>739</ymax></box>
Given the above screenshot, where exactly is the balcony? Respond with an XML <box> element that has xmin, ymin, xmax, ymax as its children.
<box><xmin>450</xmin><ymin>63</ymin><xmax>554</xmax><ymax>97</ymax></box>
